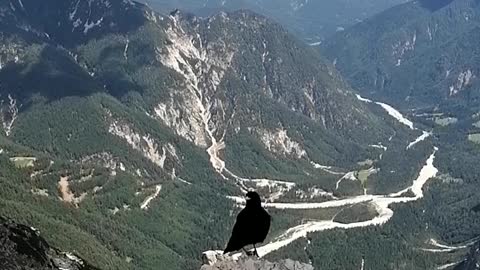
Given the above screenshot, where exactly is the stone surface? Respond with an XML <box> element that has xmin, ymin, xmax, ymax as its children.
<box><xmin>0</xmin><ymin>216</ymin><xmax>96</xmax><ymax>270</ymax></box>
<box><xmin>200</xmin><ymin>256</ymin><xmax>314</xmax><ymax>270</ymax></box>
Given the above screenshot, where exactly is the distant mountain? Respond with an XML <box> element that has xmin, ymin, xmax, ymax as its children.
<box><xmin>0</xmin><ymin>0</ymin><xmax>429</xmax><ymax>269</ymax></box>
<box><xmin>142</xmin><ymin>0</ymin><xmax>409</xmax><ymax>43</ymax></box>
<box><xmin>322</xmin><ymin>0</ymin><xmax>480</xmax><ymax>114</ymax></box>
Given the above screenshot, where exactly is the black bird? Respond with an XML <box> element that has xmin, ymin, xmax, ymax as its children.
<box><xmin>224</xmin><ymin>191</ymin><xmax>271</xmax><ymax>256</ymax></box>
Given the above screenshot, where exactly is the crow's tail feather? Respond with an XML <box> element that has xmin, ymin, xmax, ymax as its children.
<box><xmin>223</xmin><ymin>242</ymin><xmax>240</xmax><ymax>254</ymax></box>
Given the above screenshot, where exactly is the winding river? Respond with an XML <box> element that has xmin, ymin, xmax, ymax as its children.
<box><xmin>256</xmin><ymin>148</ymin><xmax>438</xmax><ymax>256</ymax></box>
<box><xmin>205</xmin><ymin>94</ymin><xmax>441</xmax><ymax>259</ymax></box>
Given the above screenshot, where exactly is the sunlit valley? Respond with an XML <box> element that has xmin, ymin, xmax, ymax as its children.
<box><xmin>1</xmin><ymin>0</ymin><xmax>480</xmax><ymax>269</ymax></box>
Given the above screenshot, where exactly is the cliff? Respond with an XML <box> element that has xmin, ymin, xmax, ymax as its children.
<box><xmin>0</xmin><ymin>216</ymin><xmax>96</xmax><ymax>270</ymax></box>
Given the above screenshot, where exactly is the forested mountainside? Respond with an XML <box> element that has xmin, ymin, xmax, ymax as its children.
<box><xmin>0</xmin><ymin>0</ymin><xmax>467</xmax><ymax>269</ymax></box>
<box><xmin>322</xmin><ymin>0</ymin><xmax>480</xmax><ymax>112</ymax></box>
<box><xmin>142</xmin><ymin>0</ymin><xmax>408</xmax><ymax>43</ymax></box>
<box><xmin>316</xmin><ymin>0</ymin><xmax>480</xmax><ymax>269</ymax></box>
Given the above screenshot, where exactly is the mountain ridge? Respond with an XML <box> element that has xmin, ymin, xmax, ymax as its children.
<box><xmin>143</xmin><ymin>0</ymin><xmax>408</xmax><ymax>43</ymax></box>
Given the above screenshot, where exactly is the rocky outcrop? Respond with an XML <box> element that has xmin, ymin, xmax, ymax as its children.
<box><xmin>200</xmin><ymin>253</ymin><xmax>313</xmax><ymax>270</ymax></box>
<box><xmin>0</xmin><ymin>217</ymin><xmax>96</xmax><ymax>270</ymax></box>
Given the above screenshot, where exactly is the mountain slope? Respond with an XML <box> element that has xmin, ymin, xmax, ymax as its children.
<box><xmin>319</xmin><ymin>1</ymin><xmax>480</xmax><ymax>269</ymax></box>
<box><xmin>0</xmin><ymin>0</ymin><xmax>407</xmax><ymax>183</ymax></box>
<box><xmin>322</xmin><ymin>0</ymin><xmax>480</xmax><ymax>111</ymax></box>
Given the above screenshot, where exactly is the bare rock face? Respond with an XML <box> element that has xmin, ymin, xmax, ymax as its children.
<box><xmin>200</xmin><ymin>254</ymin><xmax>314</xmax><ymax>270</ymax></box>
<box><xmin>0</xmin><ymin>217</ymin><xmax>96</xmax><ymax>270</ymax></box>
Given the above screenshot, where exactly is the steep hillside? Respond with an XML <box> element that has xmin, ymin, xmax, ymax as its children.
<box><xmin>0</xmin><ymin>0</ymin><xmax>434</xmax><ymax>269</ymax></box>
<box><xmin>0</xmin><ymin>216</ymin><xmax>97</xmax><ymax>270</ymax></box>
<box><xmin>322</xmin><ymin>0</ymin><xmax>480</xmax><ymax>112</ymax></box>
<box><xmin>0</xmin><ymin>0</ymin><xmax>412</xmax><ymax>192</ymax></box>
<box><xmin>319</xmin><ymin>0</ymin><xmax>480</xmax><ymax>269</ymax></box>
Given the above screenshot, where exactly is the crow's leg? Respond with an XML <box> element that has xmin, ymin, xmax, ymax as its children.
<box><xmin>253</xmin><ymin>244</ymin><xmax>259</xmax><ymax>257</ymax></box>
<box><xmin>244</xmin><ymin>247</ymin><xmax>255</xmax><ymax>256</ymax></box>
<box><xmin>243</xmin><ymin>247</ymin><xmax>252</xmax><ymax>256</ymax></box>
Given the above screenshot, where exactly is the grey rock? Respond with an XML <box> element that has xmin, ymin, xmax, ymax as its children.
<box><xmin>0</xmin><ymin>216</ymin><xmax>97</xmax><ymax>270</ymax></box>
<box><xmin>200</xmin><ymin>256</ymin><xmax>314</xmax><ymax>270</ymax></box>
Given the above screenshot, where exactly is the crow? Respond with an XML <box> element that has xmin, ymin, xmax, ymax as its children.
<box><xmin>224</xmin><ymin>191</ymin><xmax>271</xmax><ymax>256</ymax></box>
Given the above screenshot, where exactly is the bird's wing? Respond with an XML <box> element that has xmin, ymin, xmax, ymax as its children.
<box><xmin>224</xmin><ymin>209</ymin><xmax>249</xmax><ymax>253</ymax></box>
<box><xmin>265</xmin><ymin>211</ymin><xmax>271</xmax><ymax>231</ymax></box>
<box><xmin>259</xmin><ymin>209</ymin><xmax>271</xmax><ymax>242</ymax></box>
